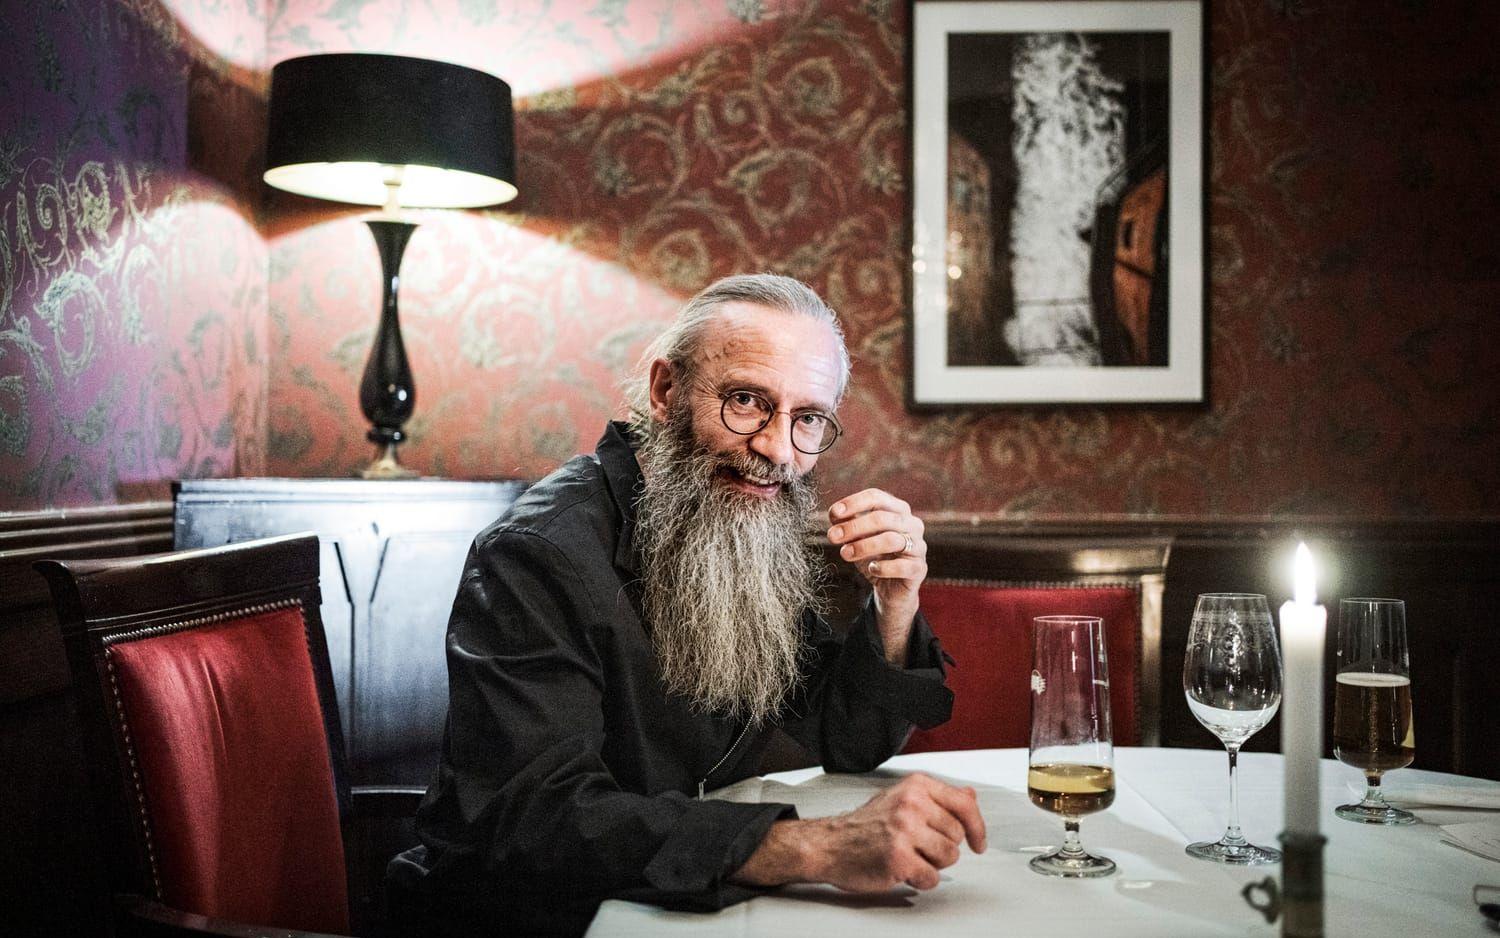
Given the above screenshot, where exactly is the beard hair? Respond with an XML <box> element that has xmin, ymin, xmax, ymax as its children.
<box><xmin>633</xmin><ymin>402</ymin><xmax>827</xmax><ymax>728</ymax></box>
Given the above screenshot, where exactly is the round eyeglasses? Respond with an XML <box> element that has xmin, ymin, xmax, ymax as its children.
<box><xmin>719</xmin><ymin>389</ymin><xmax>842</xmax><ymax>455</ymax></box>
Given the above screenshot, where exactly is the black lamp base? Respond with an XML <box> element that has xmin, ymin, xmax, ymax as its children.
<box><xmin>358</xmin><ymin>220</ymin><xmax>419</xmax><ymax>479</ymax></box>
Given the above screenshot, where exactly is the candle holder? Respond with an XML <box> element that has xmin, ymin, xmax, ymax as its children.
<box><xmin>1241</xmin><ymin>832</ymin><xmax>1327</xmax><ymax>937</ymax></box>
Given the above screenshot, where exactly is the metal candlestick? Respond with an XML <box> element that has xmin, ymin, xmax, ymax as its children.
<box><xmin>1241</xmin><ymin>832</ymin><xmax>1326</xmax><ymax>937</ymax></box>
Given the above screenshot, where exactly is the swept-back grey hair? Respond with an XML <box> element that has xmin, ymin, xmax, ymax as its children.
<box><xmin>623</xmin><ymin>273</ymin><xmax>852</xmax><ymax>429</ymax></box>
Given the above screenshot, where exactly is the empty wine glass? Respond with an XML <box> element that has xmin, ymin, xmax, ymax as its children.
<box><xmin>1334</xmin><ymin>598</ymin><xmax>1416</xmax><ymax>825</ymax></box>
<box><xmin>1183</xmin><ymin>593</ymin><xmax>1283</xmax><ymax>864</ymax></box>
<box><xmin>1027</xmin><ymin>615</ymin><xmax>1116</xmax><ymax>878</ymax></box>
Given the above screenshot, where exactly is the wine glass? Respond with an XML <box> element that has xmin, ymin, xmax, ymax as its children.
<box><xmin>1182</xmin><ymin>593</ymin><xmax>1283</xmax><ymax>864</ymax></box>
<box><xmin>1027</xmin><ymin>615</ymin><xmax>1116</xmax><ymax>878</ymax></box>
<box><xmin>1334</xmin><ymin>598</ymin><xmax>1416</xmax><ymax>824</ymax></box>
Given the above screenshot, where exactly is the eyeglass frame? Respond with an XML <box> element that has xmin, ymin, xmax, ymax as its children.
<box><xmin>716</xmin><ymin>388</ymin><xmax>842</xmax><ymax>455</ymax></box>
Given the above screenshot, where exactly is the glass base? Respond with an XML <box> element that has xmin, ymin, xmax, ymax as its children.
<box><xmin>1029</xmin><ymin>848</ymin><xmax>1116</xmax><ymax>878</ymax></box>
<box><xmin>1335</xmin><ymin>802</ymin><xmax>1416</xmax><ymax>825</ymax></box>
<box><xmin>1185</xmin><ymin>839</ymin><xmax>1281</xmax><ymax>865</ymax></box>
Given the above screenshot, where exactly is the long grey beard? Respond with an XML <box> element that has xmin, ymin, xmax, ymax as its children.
<box><xmin>634</xmin><ymin>410</ymin><xmax>826</xmax><ymax>727</ymax></box>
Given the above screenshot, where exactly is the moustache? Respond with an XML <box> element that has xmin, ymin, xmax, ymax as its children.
<box><xmin>708</xmin><ymin>448</ymin><xmax>804</xmax><ymax>487</ymax></box>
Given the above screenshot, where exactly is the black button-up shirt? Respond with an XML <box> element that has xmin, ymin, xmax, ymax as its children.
<box><xmin>388</xmin><ymin>422</ymin><xmax>952</xmax><ymax>936</ymax></box>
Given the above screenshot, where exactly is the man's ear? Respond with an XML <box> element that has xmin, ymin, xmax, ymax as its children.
<box><xmin>647</xmin><ymin>358</ymin><xmax>675</xmax><ymax>423</ymax></box>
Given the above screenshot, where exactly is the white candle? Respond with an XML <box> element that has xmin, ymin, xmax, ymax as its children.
<box><xmin>1280</xmin><ymin>542</ymin><xmax>1327</xmax><ymax>835</ymax></box>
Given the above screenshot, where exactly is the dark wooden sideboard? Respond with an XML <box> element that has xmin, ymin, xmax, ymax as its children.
<box><xmin>172</xmin><ymin>478</ymin><xmax>527</xmax><ymax>787</ymax></box>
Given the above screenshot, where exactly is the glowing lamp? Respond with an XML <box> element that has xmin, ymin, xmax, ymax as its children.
<box><xmin>264</xmin><ymin>53</ymin><xmax>517</xmax><ymax>477</ymax></box>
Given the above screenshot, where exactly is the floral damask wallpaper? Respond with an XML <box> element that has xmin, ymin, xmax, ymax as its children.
<box><xmin>0</xmin><ymin>0</ymin><xmax>268</xmax><ymax>510</ymax></box>
<box><xmin>4</xmin><ymin>0</ymin><xmax>1497</xmax><ymax>517</ymax></box>
<box><xmin>264</xmin><ymin>0</ymin><xmax>1499</xmax><ymax>516</ymax></box>
<box><xmin>263</xmin><ymin>0</ymin><xmax>910</xmax><ymax>481</ymax></box>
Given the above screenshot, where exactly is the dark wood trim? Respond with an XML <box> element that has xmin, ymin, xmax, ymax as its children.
<box><xmin>920</xmin><ymin>513</ymin><xmax>1500</xmax><ymax>545</ymax></box>
<box><xmin>0</xmin><ymin>502</ymin><xmax>173</xmax><ymax>705</ymax></box>
<box><xmin>43</xmin><ymin>533</ymin><xmax>324</xmax><ymax>632</ymax></box>
<box><xmin>1</xmin><ymin>502</ymin><xmax>174</xmax><ymax>935</ymax></box>
<box><xmin>915</xmin><ymin>515</ymin><xmax>1500</xmax><ymax>780</ymax></box>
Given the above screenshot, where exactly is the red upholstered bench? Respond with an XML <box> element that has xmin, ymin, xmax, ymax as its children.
<box><xmin>801</xmin><ymin>533</ymin><xmax>1168</xmax><ymax>763</ymax></box>
<box><xmin>904</xmin><ymin>580</ymin><xmax>1146</xmax><ymax>753</ymax></box>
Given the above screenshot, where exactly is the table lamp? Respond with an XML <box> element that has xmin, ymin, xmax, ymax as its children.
<box><xmin>264</xmin><ymin>53</ymin><xmax>517</xmax><ymax>478</ymax></box>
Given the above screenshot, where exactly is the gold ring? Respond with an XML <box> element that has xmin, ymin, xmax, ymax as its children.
<box><xmin>902</xmin><ymin>533</ymin><xmax>914</xmax><ymax>555</ymax></box>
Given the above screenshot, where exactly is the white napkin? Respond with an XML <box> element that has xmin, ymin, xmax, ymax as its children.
<box><xmin>1345</xmin><ymin>780</ymin><xmax>1500</xmax><ymax>810</ymax></box>
<box><xmin>1438</xmin><ymin>819</ymin><xmax>1500</xmax><ymax>862</ymax></box>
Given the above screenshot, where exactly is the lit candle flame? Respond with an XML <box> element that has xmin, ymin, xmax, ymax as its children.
<box><xmin>1293</xmin><ymin>542</ymin><xmax>1317</xmax><ymax>606</ymax></box>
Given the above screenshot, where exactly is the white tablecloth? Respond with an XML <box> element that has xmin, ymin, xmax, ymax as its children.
<box><xmin>586</xmin><ymin>747</ymin><xmax>1500</xmax><ymax>936</ymax></box>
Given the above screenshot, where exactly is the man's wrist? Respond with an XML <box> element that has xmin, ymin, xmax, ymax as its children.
<box><xmin>730</xmin><ymin>818</ymin><xmax>822</xmax><ymax>887</ymax></box>
<box><xmin>875</xmin><ymin>608</ymin><xmax>916</xmax><ymax>667</ymax></box>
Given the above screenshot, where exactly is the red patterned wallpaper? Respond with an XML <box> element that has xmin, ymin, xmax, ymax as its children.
<box><xmin>5</xmin><ymin>1</ymin><xmax>1497</xmax><ymax>518</ymax></box>
<box><xmin>0</xmin><ymin>1</ymin><xmax>268</xmax><ymax>510</ymax></box>
<box><xmin>262</xmin><ymin>0</ymin><xmax>1499</xmax><ymax>518</ymax></box>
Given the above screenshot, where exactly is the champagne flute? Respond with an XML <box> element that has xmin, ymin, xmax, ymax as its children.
<box><xmin>1027</xmin><ymin>615</ymin><xmax>1116</xmax><ymax>878</ymax></box>
<box><xmin>1334</xmin><ymin>598</ymin><xmax>1416</xmax><ymax>824</ymax></box>
<box><xmin>1182</xmin><ymin>593</ymin><xmax>1283</xmax><ymax>864</ymax></box>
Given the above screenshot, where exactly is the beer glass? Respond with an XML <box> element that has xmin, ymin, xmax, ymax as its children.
<box><xmin>1027</xmin><ymin>616</ymin><xmax>1116</xmax><ymax>877</ymax></box>
<box><xmin>1333</xmin><ymin>598</ymin><xmax>1416</xmax><ymax>824</ymax></box>
<box><xmin>1182</xmin><ymin>594</ymin><xmax>1282</xmax><ymax>864</ymax></box>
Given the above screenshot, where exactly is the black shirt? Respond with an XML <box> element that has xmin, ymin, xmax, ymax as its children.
<box><xmin>387</xmin><ymin>422</ymin><xmax>953</xmax><ymax>936</ymax></box>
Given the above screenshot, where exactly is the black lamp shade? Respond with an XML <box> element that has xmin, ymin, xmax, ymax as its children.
<box><xmin>264</xmin><ymin>53</ymin><xmax>516</xmax><ymax>208</ymax></box>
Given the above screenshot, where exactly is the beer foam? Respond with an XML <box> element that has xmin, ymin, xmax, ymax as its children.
<box><xmin>1335</xmin><ymin>672</ymin><xmax>1410</xmax><ymax>687</ymax></box>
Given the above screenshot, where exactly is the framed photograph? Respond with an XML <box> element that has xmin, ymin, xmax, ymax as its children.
<box><xmin>910</xmin><ymin>1</ymin><xmax>1205</xmax><ymax>405</ymax></box>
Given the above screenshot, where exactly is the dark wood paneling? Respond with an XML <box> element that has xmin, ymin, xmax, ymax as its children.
<box><xmin>923</xmin><ymin>515</ymin><xmax>1500</xmax><ymax>780</ymax></box>
<box><xmin>0</xmin><ymin>502</ymin><xmax>173</xmax><ymax>935</ymax></box>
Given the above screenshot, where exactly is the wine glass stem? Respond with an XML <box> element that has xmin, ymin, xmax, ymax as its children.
<box><xmin>1061</xmin><ymin>819</ymin><xmax>1086</xmax><ymax>858</ymax></box>
<box><xmin>1362</xmin><ymin>772</ymin><xmax>1388</xmax><ymax>808</ymax></box>
<box><xmin>1224</xmin><ymin>744</ymin><xmax>1246</xmax><ymax>845</ymax></box>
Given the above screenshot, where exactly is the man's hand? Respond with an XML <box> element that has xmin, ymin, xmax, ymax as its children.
<box><xmin>731</xmin><ymin>773</ymin><xmax>986</xmax><ymax>891</ymax></box>
<box><xmin>828</xmin><ymin>489</ymin><xmax>927</xmax><ymax>665</ymax></box>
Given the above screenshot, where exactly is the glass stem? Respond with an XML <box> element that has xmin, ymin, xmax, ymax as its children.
<box><xmin>1363</xmin><ymin>771</ymin><xmax>1388</xmax><ymax>808</ymax></box>
<box><xmin>1060</xmin><ymin>819</ymin><xmax>1086</xmax><ymax>858</ymax></box>
<box><xmin>1223</xmin><ymin>744</ymin><xmax>1247</xmax><ymax>846</ymax></box>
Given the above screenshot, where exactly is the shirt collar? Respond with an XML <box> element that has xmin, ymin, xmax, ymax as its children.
<box><xmin>596</xmin><ymin>420</ymin><xmax>644</xmax><ymax>576</ymax></box>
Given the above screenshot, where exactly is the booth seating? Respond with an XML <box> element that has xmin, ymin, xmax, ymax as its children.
<box><xmin>36</xmin><ymin>533</ymin><xmax>420</xmax><ymax>938</ymax></box>
<box><xmin>904</xmin><ymin>535</ymin><xmax>1169</xmax><ymax>752</ymax></box>
<box><xmin>807</xmin><ymin>533</ymin><xmax>1168</xmax><ymax>763</ymax></box>
<box><xmin>907</xmin><ymin>581</ymin><xmax>1144</xmax><ymax>751</ymax></box>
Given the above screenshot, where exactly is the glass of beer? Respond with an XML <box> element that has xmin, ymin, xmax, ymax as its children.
<box><xmin>1182</xmin><ymin>593</ymin><xmax>1283</xmax><ymax>864</ymax></box>
<box><xmin>1334</xmin><ymin>598</ymin><xmax>1416</xmax><ymax>824</ymax></box>
<box><xmin>1027</xmin><ymin>615</ymin><xmax>1116</xmax><ymax>877</ymax></box>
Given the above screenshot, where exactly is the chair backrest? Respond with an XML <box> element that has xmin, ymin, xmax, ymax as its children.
<box><xmin>36</xmin><ymin>533</ymin><xmax>351</xmax><ymax>935</ymax></box>
<box><xmin>901</xmin><ymin>536</ymin><xmax>1169</xmax><ymax>754</ymax></box>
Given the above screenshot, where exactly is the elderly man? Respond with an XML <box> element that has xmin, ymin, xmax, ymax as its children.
<box><xmin>387</xmin><ymin>274</ymin><xmax>986</xmax><ymax>936</ymax></box>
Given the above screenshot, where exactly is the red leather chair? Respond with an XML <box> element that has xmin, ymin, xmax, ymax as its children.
<box><xmin>902</xmin><ymin>536</ymin><xmax>1169</xmax><ymax>754</ymax></box>
<box><xmin>37</xmin><ymin>533</ymin><xmax>419</xmax><ymax>937</ymax></box>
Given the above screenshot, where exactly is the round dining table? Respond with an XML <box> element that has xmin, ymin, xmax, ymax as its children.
<box><xmin>584</xmin><ymin>747</ymin><xmax>1500</xmax><ymax>936</ymax></box>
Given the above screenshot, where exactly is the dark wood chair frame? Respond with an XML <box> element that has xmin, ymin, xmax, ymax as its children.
<box><xmin>36</xmin><ymin>532</ymin><xmax>423</xmax><ymax>938</ymax></box>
